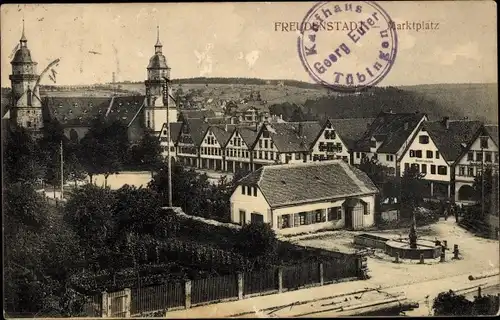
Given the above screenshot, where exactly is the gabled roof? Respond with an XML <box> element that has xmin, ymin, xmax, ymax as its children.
<box><xmin>355</xmin><ymin>112</ymin><xmax>426</xmax><ymax>153</ymax></box>
<box><xmin>323</xmin><ymin>118</ymin><xmax>375</xmax><ymax>149</ymax></box>
<box><xmin>485</xmin><ymin>125</ymin><xmax>499</xmax><ymax>147</ymax></box>
<box><xmin>237</xmin><ymin>126</ymin><xmax>260</xmax><ymax>148</ymax></box>
<box><xmin>237</xmin><ymin>160</ymin><xmax>378</xmax><ymax>208</ymax></box>
<box><xmin>43</xmin><ymin>95</ymin><xmax>145</xmax><ymax>127</ymax></box>
<box><xmin>262</xmin><ymin>121</ymin><xmax>322</xmax><ymax>152</ymax></box>
<box><xmin>184</xmin><ymin>118</ymin><xmax>210</xmax><ymax>146</ymax></box>
<box><xmin>159</xmin><ymin>122</ymin><xmax>183</xmax><ymax>143</ymax></box>
<box><xmin>424</xmin><ymin>120</ymin><xmax>483</xmax><ymax>162</ymax></box>
<box><xmin>210</xmin><ymin>125</ymin><xmax>237</xmax><ymax>147</ymax></box>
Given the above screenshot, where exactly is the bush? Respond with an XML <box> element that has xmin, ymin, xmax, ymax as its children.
<box><xmin>235</xmin><ymin>222</ymin><xmax>278</xmax><ymax>260</ymax></box>
<box><xmin>433</xmin><ymin>289</ymin><xmax>500</xmax><ymax>316</ymax></box>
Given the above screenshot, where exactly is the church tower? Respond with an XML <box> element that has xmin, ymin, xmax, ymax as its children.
<box><xmin>144</xmin><ymin>26</ymin><xmax>177</xmax><ymax>134</ymax></box>
<box><xmin>9</xmin><ymin>20</ymin><xmax>43</xmax><ymax>132</ymax></box>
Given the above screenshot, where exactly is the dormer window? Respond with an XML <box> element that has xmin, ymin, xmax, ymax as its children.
<box><xmin>73</xmin><ymin>103</ymin><xmax>78</xmax><ymax>108</ymax></box>
<box><xmin>370</xmin><ymin>140</ymin><xmax>377</xmax><ymax>148</ymax></box>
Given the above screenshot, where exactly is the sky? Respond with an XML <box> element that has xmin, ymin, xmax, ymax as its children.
<box><xmin>1</xmin><ymin>2</ymin><xmax>497</xmax><ymax>87</ymax></box>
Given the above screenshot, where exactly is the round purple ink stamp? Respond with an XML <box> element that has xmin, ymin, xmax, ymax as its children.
<box><xmin>297</xmin><ymin>1</ymin><xmax>398</xmax><ymax>92</ymax></box>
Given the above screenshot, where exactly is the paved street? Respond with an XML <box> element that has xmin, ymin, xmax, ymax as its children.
<box><xmin>164</xmin><ymin>270</ymin><xmax>499</xmax><ymax>318</ymax></box>
<box><xmin>166</xmin><ymin>218</ymin><xmax>499</xmax><ymax>318</ymax></box>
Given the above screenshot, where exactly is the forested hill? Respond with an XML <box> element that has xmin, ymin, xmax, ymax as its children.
<box><xmin>270</xmin><ymin>84</ymin><xmax>498</xmax><ymax>123</ymax></box>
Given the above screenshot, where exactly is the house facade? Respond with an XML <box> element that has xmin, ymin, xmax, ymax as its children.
<box><xmin>454</xmin><ymin>124</ymin><xmax>499</xmax><ymax>203</ymax></box>
<box><xmin>224</xmin><ymin>126</ymin><xmax>257</xmax><ymax>173</ymax></box>
<box><xmin>353</xmin><ymin>112</ymin><xmax>428</xmax><ymax>176</ymax></box>
<box><xmin>230</xmin><ymin>161</ymin><xmax>379</xmax><ymax>235</ymax></box>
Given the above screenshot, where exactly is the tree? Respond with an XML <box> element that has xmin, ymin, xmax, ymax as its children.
<box><xmin>473</xmin><ymin>166</ymin><xmax>494</xmax><ymax>213</ymax></box>
<box><xmin>65</xmin><ymin>142</ymin><xmax>87</xmax><ymax>187</ymax></box>
<box><xmin>400</xmin><ymin>166</ymin><xmax>425</xmax><ymax>219</ymax></box>
<box><xmin>235</xmin><ymin>222</ymin><xmax>278</xmax><ymax>261</ymax></box>
<box><xmin>63</xmin><ymin>184</ymin><xmax>116</xmax><ymax>271</ymax></box>
<box><xmin>3</xmin><ymin>125</ymin><xmax>46</xmax><ymax>185</ymax></box>
<box><xmin>433</xmin><ymin>290</ymin><xmax>473</xmax><ymax>315</ymax></box>
<box><xmin>80</xmin><ymin>118</ymin><xmax>130</xmax><ymax>187</ymax></box>
<box><xmin>148</xmin><ymin>164</ymin><xmax>212</xmax><ymax>216</ymax></box>
<box><xmin>433</xmin><ymin>289</ymin><xmax>499</xmax><ymax>316</ymax></box>
<box><xmin>131</xmin><ymin>133</ymin><xmax>164</xmax><ymax>173</ymax></box>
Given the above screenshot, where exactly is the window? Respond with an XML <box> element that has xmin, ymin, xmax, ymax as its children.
<box><xmin>253</xmin><ymin>187</ymin><xmax>257</xmax><ymax>197</ymax></box>
<box><xmin>431</xmin><ymin>165</ymin><xmax>436</xmax><ymax>174</ymax></box>
<box><xmin>295</xmin><ymin>153</ymin><xmax>300</xmax><ymax>160</ymax></box>
<box><xmin>370</xmin><ymin>140</ymin><xmax>377</xmax><ymax>148</ymax></box>
<box><xmin>299</xmin><ymin>212</ymin><xmax>307</xmax><ymax>225</ymax></box>
<box><xmin>409</xmin><ymin>150</ymin><xmax>415</xmax><ymax>157</ymax></box>
<box><xmin>259</xmin><ymin>140</ymin><xmax>262</xmax><ymax>148</ymax></box>
<box><xmin>386</xmin><ymin>155</ymin><xmax>393</xmax><ymax>162</ymax></box>
<box><xmin>264</xmin><ymin>152</ymin><xmax>268</xmax><ymax>160</ymax></box>
<box><xmin>467</xmin><ymin>151</ymin><xmax>474</xmax><ymax>161</ymax></box>
<box><xmin>356</xmin><ymin>152</ymin><xmax>360</xmax><ymax>159</ymax></box>
<box><xmin>421</xmin><ymin>164</ymin><xmax>427</xmax><ymax>174</ymax></box>
<box><xmin>279</xmin><ymin>214</ymin><xmax>291</xmax><ymax>229</ymax></box>
<box><xmin>485</xmin><ymin>152</ymin><xmax>492</xmax><ymax>162</ymax></box>
<box><xmin>495</xmin><ymin>152</ymin><xmax>499</xmax><ymax>163</ymax></box>
<box><xmin>411</xmin><ymin>163</ymin><xmax>419</xmax><ymax>171</ymax></box>
<box><xmin>476</xmin><ymin>152</ymin><xmax>483</xmax><ymax>162</ymax></box>
<box><xmin>246</xmin><ymin>186</ymin><xmax>252</xmax><ymax>195</ymax></box>
<box><xmin>251</xmin><ymin>213</ymin><xmax>264</xmax><ymax>224</ymax></box>
<box><xmin>315</xmin><ymin>209</ymin><xmax>326</xmax><ymax>222</ymax></box>
<box><xmin>426</xmin><ymin>150</ymin><xmax>433</xmax><ymax>159</ymax></box>
<box><xmin>435</xmin><ymin>151</ymin><xmax>440</xmax><ymax>159</ymax></box>
<box><xmin>459</xmin><ymin>166</ymin><xmax>465</xmax><ymax>176</ymax></box>
<box><xmin>259</xmin><ymin>151</ymin><xmax>262</xmax><ymax>159</ymax></box>
<box><xmin>262</xmin><ymin>131</ymin><xmax>270</xmax><ymax>138</ymax></box>
<box><xmin>480</xmin><ymin>136</ymin><xmax>489</xmax><ymax>149</ymax></box>
<box><xmin>336</xmin><ymin>143</ymin><xmax>342</xmax><ymax>151</ymax></box>
<box><xmin>363</xmin><ymin>202</ymin><xmax>370</xmax><ymax>216</ymax></box>
<box><xmin>467</xmin><ymin>167</ymin><xmax>474</xmax><ymax>176</ymax></box>
<box><xmin>328</xmin><ymin>207</ymin><xmax>342</xmax><ymax>221</ymax></box>
<box><xmin>241</xmin><ymin>185</ymin><xmax>246</xmax><ymax>195</ymax></box>
<box><xmin>437</xmin><ymin>165</ymin><xmax>447</xmax><ymax>175</ymax></box>
<box><xmin>239</xmin><ymin>210</ymin><xmax>246</xmax><ymax>226</ymax></box>
<box><xmin>415</xmin><ymin>150</ymin><xmax>422</xmax><ymax>158</ymax></box>
<box><xmin>264</xmin><ymin>140</ymin><xmax>268</xmax><ymax>149</ymax></box>
<box><xmin>270</xmin><ymin>141</ymin><xmax>274</xmax><ymax>149</ymax></box>
<box><xmin>419</xmin><ymin>135</ymin><xmax>429</xmax><ymax>144</ymax></box>
<box><xmin>404</xmin><ymin>163</ymin><xmax>410</xmax><ymax>171</ymax></box>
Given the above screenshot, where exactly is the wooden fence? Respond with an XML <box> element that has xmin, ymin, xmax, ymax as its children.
<box><xmin>82</xmin><ymin>254</ymin><xmax>364</xmax><ymax>317</ymax></box>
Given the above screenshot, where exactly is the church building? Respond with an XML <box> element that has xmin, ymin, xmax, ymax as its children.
<box><xmin>6</xmin><ymin>22</ymin><xmax>178</xmax><ymax>144</ymax></box>
<box><xmin>8</xmin><ymin>20</ymin><xmax>44</xmax><ymax>134</ymax></box>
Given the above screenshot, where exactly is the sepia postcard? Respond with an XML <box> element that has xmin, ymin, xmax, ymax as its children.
<box><xmin>1</xmin><ymin>1</ymin><xmax>498</xmax><ymax>318</ymax></box>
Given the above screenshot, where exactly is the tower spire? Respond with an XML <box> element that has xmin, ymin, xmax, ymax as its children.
<box><xmin>20</xmin><ymin>18</ymin><xmax>27</xmax><ymax>43</ymax></box>
<box><xmin>154</xmin><ymin>25</ymin><xmax>162</xmax><ymax>54</ymax></box>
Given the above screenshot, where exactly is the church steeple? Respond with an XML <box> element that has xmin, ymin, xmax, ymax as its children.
<box><xmin>155</xmin><ymin>25</ymin><xmax>162</xmax><ymax>54</ymax></box>
<box><xmin>20</xmin><ymin>19</ymin><xmax>28</xmax><ymax>46</ymax></box>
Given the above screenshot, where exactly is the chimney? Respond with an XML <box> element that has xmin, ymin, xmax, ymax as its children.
<box><xmin>442</xmin><ymin>117</ymin><xmax>450</xmax><ymax>129</ymax></box>
<box><xmin>224</xmin><ymin>123</ymin><xmax>228</xmax><ymax>132</ymax></box>
<box><xmin>298</xmin><ymin>122</ymin><xmax>304</xmax><ymax>137</ymax></box>
<box><xmin>404</xmin><ymin>122</ymin><xmax>409</xmax><ymax>131</ymax></box>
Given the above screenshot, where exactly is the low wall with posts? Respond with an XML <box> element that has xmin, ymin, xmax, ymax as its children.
<box><xmin>84</xmin><ymin>255</ymin><xmax>366</xmax><ymax>317</ymax></box>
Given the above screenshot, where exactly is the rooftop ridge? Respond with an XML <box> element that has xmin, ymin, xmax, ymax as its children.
<box><xmin>338</xmin><ymin>161</ymin><xmax>372</xmax><ymax>194</ymax></box>
<box><xmin>263</xmin><ymin>160</ymin><xmax>344</xmax><ymax>171</ymax></box>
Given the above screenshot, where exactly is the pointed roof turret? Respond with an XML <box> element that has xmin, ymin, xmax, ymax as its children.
<box><xmin>12</xmin><ymin>18</ymin><xmax>34</xmax><ymax>64</ymax></box>
<box><xmin>20</xmin><ymin>19</ymin><xmax>28</xmax><ymax>44</ymax></box>
<box><xmin>154</xmin><ymin>25</ymin><xmax>163</xmax><ymax>54</ymax></box>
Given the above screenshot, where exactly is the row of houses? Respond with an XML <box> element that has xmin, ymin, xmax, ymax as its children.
<box><xmin>160</xmin><ymin>110</ymin><xmax>499</xmax><ymax>205</ymax></box>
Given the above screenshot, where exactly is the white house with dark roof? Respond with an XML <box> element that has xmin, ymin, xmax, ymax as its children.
<box><xmin>158</xmin><ymin>122</ymin><xmax>182</xmax><ymax>161</ymax></box>
<box><xmin>199</xmin><ymin>125</ymin><xmax>234</xmax><ymax>171</ymax></box>
<box><xmin>353</xmin><ymin>111</ymin><xmax>428</xmax><ymax>175</ymax></box>
<box><xmin>230</xmin><ymin>161</ymin><xmax>379</xmax><ymax>235</ymax></box>
<box><xmin>251</xmin><ymin>121</ymin><xmax>323</xmax><ymax>170</ymax></box>
<box><xmin>399</xmin><ymin>118</ymin><xmax>484</xmax><ymax>201</ymax></box>
<box><xmin>311</xmin><ymin>118</ymin><xmax>374</xmax><ymax>164</ymax></box>
<box><xmin>454</xmin><ymin>124</ymin><xmax>499</xmax><ymax>204</ymax></box>
<box><xmin>224</xmin><ymin>126</ymin><xmax>259</xmax><ymax>173</ymax></box>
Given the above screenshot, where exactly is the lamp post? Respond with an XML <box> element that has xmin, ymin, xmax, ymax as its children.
<box><xmin>60</xmin><ymin>140</ymin><xmax>64</xmax><ymax>200</ymax></box>
<box><xmin>162</xmin><ymin>76</ymin><xmax>172</xmax><ymax>207</ymax></box>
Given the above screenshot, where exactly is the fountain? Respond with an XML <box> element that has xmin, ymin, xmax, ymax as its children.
<box><xmin>384</xmin><ymin>210</ymin><xmax>442</xmax><ymax>260</ymax></box>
